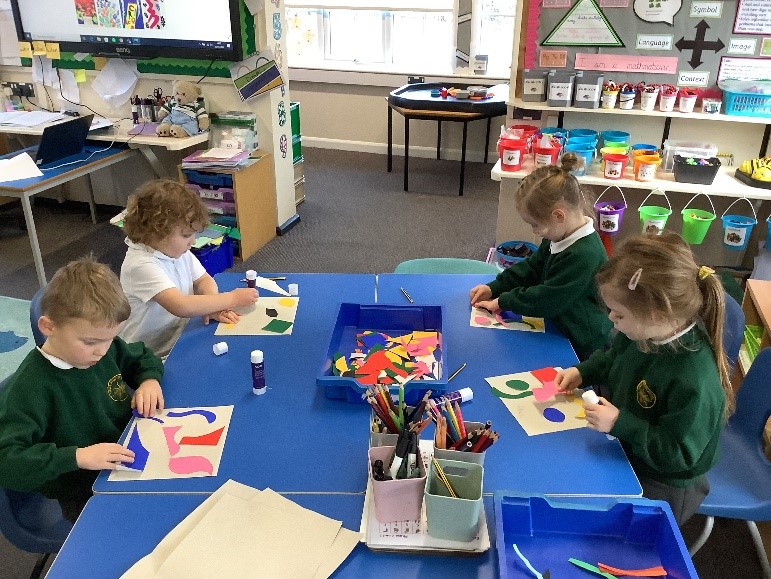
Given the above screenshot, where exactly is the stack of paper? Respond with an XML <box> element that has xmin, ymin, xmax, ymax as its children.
<box><xmin>181</xmin><ymin>147</ymin><xmax>250</xmax><ymax>169</ymax></box>
<box><xmin>0</xmin><ymin>110</ymin><xmax>65</xmax><ymax>126</ymax></box>
<box><xmin>121</xmin><ymin>480</ymin><xmax>360</xmax><ymax>578</ymax></box>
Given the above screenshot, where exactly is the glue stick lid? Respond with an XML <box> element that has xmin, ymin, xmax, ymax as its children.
<box><xmin>251</xmin><ymin>350</ymin><xmax>263</xmax><ymax>363</ymax></box>
<box><xmin>245</xmin><ymin>270</ymin><xmax>257</xmax><ymax>280</ymax></box>
<box><xmin>458</xmin><ymin>387</ymin><xmax>473</xmax><ymax>402</ymax></box>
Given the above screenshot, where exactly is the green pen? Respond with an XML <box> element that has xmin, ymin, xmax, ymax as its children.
<box><xmin>398</xmin><ymin>384</ymin><xmax>405</xmax><ymax>424</ymax></box>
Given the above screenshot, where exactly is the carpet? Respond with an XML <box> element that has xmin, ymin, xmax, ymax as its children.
<box><xmin>0</xmin><ymin>297</ymin><xmax>34</xmax><ymax>383</ymax></box>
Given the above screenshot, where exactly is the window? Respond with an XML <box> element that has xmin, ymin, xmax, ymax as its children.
<box><xmin>285</xmin><ymin>0</ymin><xmax>514</xmax><ymax>78</ymax></box>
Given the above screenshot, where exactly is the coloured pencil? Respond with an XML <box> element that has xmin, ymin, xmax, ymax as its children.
<box><xmin>400</xmin><ymin>286</ymin><xmax>414</xmax><ymax>303</ymax></box>
<box><xmin>447</xmin><ymin>362</ymin><xmax>466</xmax><ymax>382</ymax></box>
<box><xmin>471</xmin><ymin>431</ymin><xmax>490</xmax><ymax>453</ymax></box>
<box><xmin>454</xmin><ymin>401</ymin><xmax>467</xmax><ymax>438</ymax></box>
<box><xmin>431</xmin><ymin>458</ymin><xmax>457</xmax><ymax>498</ymax></box>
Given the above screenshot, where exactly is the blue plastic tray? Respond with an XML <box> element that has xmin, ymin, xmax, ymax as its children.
<box><xmin>317</xmin><ymin>303</ymin><xmax>447</xmax><ymax>403</ymax></box>
<box><xmin>494</xmin><ymin>493</ymin><xmax>697</xmax><ymax>578</ymax></box>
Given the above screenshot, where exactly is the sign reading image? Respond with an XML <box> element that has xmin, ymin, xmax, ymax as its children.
<box><xmin>634</xmin><ymin>0</ymin><xmax>682</xmax><ymax>24</ymax></box>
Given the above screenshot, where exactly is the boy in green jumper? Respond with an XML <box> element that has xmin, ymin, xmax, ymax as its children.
<box><xmin>0</xmin><ymin>257</ymin><xmax>164</xmax><ymax>522</ymax></box>
<box><xmin>470</xmin><ymin>154</ymin><xmax>612</xmax><ymax>360</ymax></box>
<box><xmin>556</xmin><ymin>233</ymin><xmax>733</xmax><ymax>525</ymax></box>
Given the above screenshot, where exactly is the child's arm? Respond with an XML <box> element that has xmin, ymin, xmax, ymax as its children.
<box><xmin>153</xmin><ymin>285</ymin><xmax>258</xmax><ymax>319</ymax></box>
<box><xmin>487</xmin><ymin>241</ymin><xmax>548</xmax><ymax>299</ymax></box>
<box><xmin>193</xmin><ymin>272</ymin><xmax>242</xmax><ymax>325</ymax></box>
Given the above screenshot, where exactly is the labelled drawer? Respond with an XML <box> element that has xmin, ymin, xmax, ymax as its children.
<box><xmin>185</xmin><ymin>183</ymin><xmax>235</xmax><ymax>203</ymax></box>
<box><xmin>182</xmin><ymin>170</ymin><xmax>234</xmax><ymax>188</ymax></box>
<box><xmin>293</xmin><ymin>158</ymin><xmax>304</xmax><ymax>183</ymax></box>
<box><xmin>202</xmin><ymin>198</ymin><xmax>236</xmax><ymax>216</ymax></box>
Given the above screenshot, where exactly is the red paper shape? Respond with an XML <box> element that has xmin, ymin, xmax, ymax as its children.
<box><xmin>530</xmin><ymin>366</ymin><xmax>558</xmax><ymax>384</ymax></box>
<box><xmin>179</xmin><ymin>426</ymin><xmax>225</xmax><ymax>447</ymax></box>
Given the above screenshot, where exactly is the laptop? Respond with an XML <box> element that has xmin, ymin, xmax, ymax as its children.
<box><xmin>34</xmin><ymin>114</ymin><xmax>94</xmax><ymax>167</ymax></box>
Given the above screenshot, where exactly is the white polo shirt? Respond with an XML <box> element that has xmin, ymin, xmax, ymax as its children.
<box><xmin>120</xmin><ymin>238</ymin><xmax>206</xmax><ymax>358</ymax></box>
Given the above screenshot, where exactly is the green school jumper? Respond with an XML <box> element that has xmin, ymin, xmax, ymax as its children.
<box><xmin>487</xmin><ymin>230</ymin><xmax>612</xmax><ymax>360</ymax></box>
<box><xmin>0</xmin><ymin>338</ymin><xmax>163</xmax><ymax>501</ymax></box>
<box><xmin>576</xmin><ymin>326</ymin><xmax>725</xmax><ymax>487</ymax></box>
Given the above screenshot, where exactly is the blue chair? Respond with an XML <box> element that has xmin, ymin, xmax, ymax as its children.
<box><xmin>688</xmin><ymin>347</ymin><xmax>771</xmax><ymax>576</ymax></box>
<box><xmin>0</xmin><ymin>377</ymin><xmax>73</xmax><ymax>579</ymax></box>
<box><xmin>394</xmin><ymin>258</ymin><xmax>499</xmax><ymax>275</ymax></box>
<box><xmin>723</xmin><ymin>292</ymin><xmax>745</xmax><ymax>372</ymax></box>
<box><xmin>29</xmin><ymin>287</ymin><xmax>45</xmax><ymax>347</ymax></box>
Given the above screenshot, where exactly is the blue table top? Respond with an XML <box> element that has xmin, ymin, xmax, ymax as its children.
<box><xmin>0</xmin><ymin>144</ymin><xmax>130</xmax><ymax>190</ymax></box>
<box><xmin>47</xmin><ymin>493</ymin><xmax>499</xmax><ymax>579</ymax></box>
<box><xmin>377</xmin><ymin>274</ymin><xmax>641</xmax><ymax>497</ymax></box>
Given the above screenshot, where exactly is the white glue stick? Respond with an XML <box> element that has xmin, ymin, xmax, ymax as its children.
<box><xmin>582</xmin><ymin>389</ymin><xmax>600</xmax><ymax>405</ymax></box>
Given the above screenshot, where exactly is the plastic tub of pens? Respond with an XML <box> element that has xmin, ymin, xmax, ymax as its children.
<box><xmin>368</xmin><ymin>444</ymin><xmax>426</xmax><ymax>523</ymax></box>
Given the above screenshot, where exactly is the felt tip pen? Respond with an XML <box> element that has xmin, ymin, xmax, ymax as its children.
<box><xmin>400</xmin><ymin>287</ymin><xmax>414</xmax><ymax>303</ymax></box>
<box><xmin>447</xmin><ymin>363</ymin><xmax>466</xmax><ymax>382</ymax></box>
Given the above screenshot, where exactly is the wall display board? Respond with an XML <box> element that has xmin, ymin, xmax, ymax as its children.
<box><xmin>524</xmin><ymin>0</ymin><xmax>771</xmax><ymax>90</ymax></box>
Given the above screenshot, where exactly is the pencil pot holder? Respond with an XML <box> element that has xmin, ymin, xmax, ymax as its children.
<box><xmin>433</xmin><ymin>421</ymin><xmax>486</xmax><ymax>466</ymax></box>
<box><xmin>369</xmin><ymin>407</ymin><xmax>414</xmax><ymax>447</ymax></box>
<box><xmin>425</xmin><ymin>459</ymin><xmax>484</xmax><ymax>542</ymax></box>
<box><xmin>368</xmin><ymin>446</ymin><xmax>426</xmax><ymax>523</ymax></box>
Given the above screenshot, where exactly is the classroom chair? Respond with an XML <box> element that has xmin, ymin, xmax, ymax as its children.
<box><xmin>723</xmin><ymin>292</ymin><xmax>745</xmax><ymax>372</ymax></box>
<box><xmin>0</xmin><ymin>379</ymin><xmax>73</xmax><ymax>579</ymax></box>
<box><xmin>687</xmin><ymin>347</ymin><xmax>771</xmax><ymax>577</ymax></box>
<box><xmin>29</xmin><ymin>287</ymin><xmax>45</xmax><ymax>347</ymax></box>
<box><xmin>394</xmin><ymin>258</ymin><xmax>499</xmax><ymax>275</ymax></box>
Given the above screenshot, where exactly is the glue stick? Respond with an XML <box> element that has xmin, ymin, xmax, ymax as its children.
<box><xmin>251</xmin><ymin>350</ymin><xmax>266</xmax><ymax>395</ymax></box>
<box><xmin>428</xmin><ymin>388</ymin><xmax>473</xmax><ymax>407</ymax></box>
<box><xmin>582</xmin><ymin>389</ymin><xmax>600</xmax><ymax>405</ymax></box>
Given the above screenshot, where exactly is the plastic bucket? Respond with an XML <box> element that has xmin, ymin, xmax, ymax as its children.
<box><xmin>633</xmin><ymin>154</ymin><xmax>661</xmax><ymax>182</ymax></box>
<box><xmin>603</xmin><ymin>141</ymin><xmax>629</xmax><ymax>152</ymax></box>
<box><xmin>632</xmin><ymin>147</ymin><xmax>658</xmax><ymax>158</ymax></box>
<box><xmin>509</xmin><ymin>124</ymin><xmax>539</xmax><ymax>152</ymax></box>
<box><xmin>640</xmin><ymin>89</ymin><xmax>659</xmax><ymax>111</ymax></box>
<box><xmin>602</xmin><ymin>153</ymin><xmax>628</xmax><ymax>179</ymax></box>
<box><xmin>619</xmin><ymin>90</ymin><xmax>636</xmax><ymax>110</ymax></box>
<box><xmin>721</xmin><ymin>198</ymin><xmax>757</xmax><ymax>251</ymax></box>
<box><xmin>638</xmin><ymin>190</ymin><xmax>672</xmax><ymax>235</ymax></box>
<box><xmin>566</xmin><ymin>135</ymin><xmax>597</xmax><ymax>146</ymax></box>
<box><xmin>680</xmin><ymin>193</ymin><xmax>716</xmax><ymax>245</ymax></box>
<box><xmin>568</xmin><ymin>128</ymin><xmax>598</xmax><ymax>139</ymax></box>
<box><xmin>369</xmin><ymin>445</ymin><xmax>426</xmax><ymax>523</ymax></box>
<box><xmin>538</xmin><ymin>127</ymin><xmax>566</xmax><ymax>139</ymax></box>
<box><xmin>679</xmin><ymin>94</ymin><xmax>697</xmax><ymax>113</ymax></box>
<box><xmin>600</xmin><ymin>146</ymin><xmax>628</xmax><ymax>157</ymax></box>
<box><xmin>498</xmin><ymin>138</ymin><xmax>527</xmax><ymax>171</ymax></box>
<box><xmin>424</xmin><ymin>458</ymin><xmax>483</xmax><ymax>542</ymax></box>
<box><xmin>495</xmin><ymin>240</ymin><xmax>538</xmax><ymax>269</ymax></box>
<box><xmin>659</xmin><ymin>93</ymin><xmax>677</xmax><ymax>112</ymax></box>
<box><xmin>631</xmin><ymin>143</ymin><xmax>658</xmax><ymax>153</ymax></box>
<box><xmin>564</xmin><ymin>143</ymin><xmax>595</xmax><ymax>175</ymax></box>
<box><xmin>601</xmin><ymin>130</ymin><xmax>631</xmax><ymax>145</ymax></box>
<box><xmin>594</xmin><ymin>186</ymin><xmax>627</xmax><ymax>235</ymax></box>
<box><xmin>533</xmin><ymin>142</ymin><xmax>561</xmax><ymax>167</ymax></box>
<box><xmin>601</xmin><ymin>90</ymin><xmax>619</xmax><ymax>109</ymax></box>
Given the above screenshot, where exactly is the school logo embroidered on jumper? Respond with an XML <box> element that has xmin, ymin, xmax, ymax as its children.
<box><xmin>107</xmin><ymin>374</ymin><xmax>130</xmax><ymax>402</ymax></box>
<box><xmin>636</xmin><ymin>379</ymin><xmax>656</xmax><ymax>408</ymax></box>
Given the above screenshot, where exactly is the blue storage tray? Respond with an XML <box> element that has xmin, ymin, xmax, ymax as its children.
<box><xmin>191</xmin><ymin>236</ymin><xmax>234</xmax><ymax>277</ymax></box>
<box><xmin>495</xmin><ymin>493</ymin><xmax>697</xmax><ymax>578</ymax></box>
<box><xmin>317</xmin><ymin>303</ymin><xmax>447</xmax><ymax>403</ymax></box>
<box><xmin>182</xmin><ymin>170</ymin><xmax>234</xmax><ymax>188</ymax></box>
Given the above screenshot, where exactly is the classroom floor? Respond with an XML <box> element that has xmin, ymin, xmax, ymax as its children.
<box><xmin>0</xmin><ymin>148</ymin><xmax>768</xmax><ymax>577</ymax></box>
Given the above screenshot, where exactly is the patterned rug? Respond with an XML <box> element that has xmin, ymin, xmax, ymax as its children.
<box><xmin>0</xmin><ymin>296</ymin><xmax>34</xmax><ymax>383</ymax></box>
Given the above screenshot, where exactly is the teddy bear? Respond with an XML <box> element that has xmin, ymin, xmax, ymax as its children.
<box><xmin>156</xmin><ymin>80</ymin><xmax>210</xmax><ymax>138</ymax></box>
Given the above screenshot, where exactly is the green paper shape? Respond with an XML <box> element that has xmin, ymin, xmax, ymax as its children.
<box><xmin>261</xmin><ymin>319</ymin><xmax>293</xmax><ymax>333</ymax></box>
<box><xmin>492</xmin><ymin>387</ymin><xmax>533</xmax><ymax>399</ymax></box>
<box><xmin>506</xmin><ymin>379</ymin><xmax>531</xmax><ymax>391</ymax></box>
<box><xmin>568</xmin><ymin>559</ymin><xmax>618</xmax><ymax>579</ymax></box>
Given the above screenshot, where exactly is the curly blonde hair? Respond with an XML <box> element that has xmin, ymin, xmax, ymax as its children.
<box><xmin>123</xmin><ymin>179</ymin><xmax>209</xmax><ymax>245</ymax></box>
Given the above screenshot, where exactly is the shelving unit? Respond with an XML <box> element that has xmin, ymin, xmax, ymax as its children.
<box><xmin>736</xmin><ymin>279</ymin><xmax>771</xmax><ymax>379</ymax></box>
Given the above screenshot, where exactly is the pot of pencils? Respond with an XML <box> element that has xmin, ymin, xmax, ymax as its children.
<box><xmin>425</xmin><ymin>458</ymin><xmax>484</xmax><ymax>542</ymax></box>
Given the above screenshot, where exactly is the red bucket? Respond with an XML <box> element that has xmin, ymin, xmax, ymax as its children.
<box><xmin>602</xmin><ymin>153</ymin><xmax>628</xmax><ymax>180</ymax></box>
<box><xmin>533</xmin><ymin>141</ymin><xmax>561</xmax><ymax>168</ymax></box>
<box><xmin>498</xmin><ymin>138</ymin><xmax>528</xmax><ymax>171</ymax></box>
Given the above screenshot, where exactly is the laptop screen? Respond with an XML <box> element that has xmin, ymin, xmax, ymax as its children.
<box><xmin>35</xmin><ymin>114</ymin><xmax>94</xmax><ymax>167</ymax></box>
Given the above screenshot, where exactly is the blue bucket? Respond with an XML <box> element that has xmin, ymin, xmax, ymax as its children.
<box><xmin>538</xmin><ymin>127</ymin><xmax>567</xmax><ymax>142</ymax></box>
<box><xmin>566</xmin><ymin>135</ymin><xmax>598</xmax><ymax>146</ymax></box>
<box><xmin>631</xmin><ymin>143</ymin><xmax>658</xmax><ymax>153</ymax></box>
<box><xmin>564</xmin><ymin>143</ymin><xmax>595</xmax><ymax>176</ymax></box>
<box><xmin>568</xmin><ymin>128</ymin><xmax>598</xmax><ymax>139</ymax></box>
<box><xmin>601</xmin><ymin>130</ymin><xmax>631</xmax><ymax>146</ymax></box>
<box><xmin>721</xmin><ymin>198</ymin><xmax>757</xmax><ymax>251</ymax></box>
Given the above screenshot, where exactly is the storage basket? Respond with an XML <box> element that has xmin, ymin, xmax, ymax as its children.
<box><xmin>723</xmin><ymin>90</ymin><xmax>771</xmax><ymax>118</ymax></box>
<box><xmin>673</xmin><ymin>155</ymin><xmax>721</xmax><ymax>185</ymax></box>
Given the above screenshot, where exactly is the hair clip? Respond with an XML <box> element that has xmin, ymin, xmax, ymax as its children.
<box><xmin>628</xmin><ymin>268</ymin><xmax>643</xmax><ymax>290</ymax></box>
<box><xmin>698</xmin><ymin>265</ymin><xmax>715</xmax><ymax>280</ymax></box>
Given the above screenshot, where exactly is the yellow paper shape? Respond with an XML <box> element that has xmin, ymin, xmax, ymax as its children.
<box><xmin>384</xmin><ymin>350</ymin><xmax>403</xmax><ymax>365</ymax></box>
<box><xmin>32</xmin><ymin>41</ymin><xmax>47</xmax><ymax>55</ymax></box>
<box><xmin>18</xmin><ymin>42</ymin><xmax>33</xmax><ymax>58</ymax></box>
<box><xmin>334</xmin><ymin>356</ymin><xmax>349</xmax><ymax>374</ymax></box>
<box><xmin>278</xmin><ymin>297</ymin><xmax>296</xmax><ymax>307</ymax></box>
<box><xmin>45</xmin><ymin>43</ymin><xmax>61</xmax><ymax>60</ymax></box>
<box><xmin>74</xmin><ymin>69</ymin><xmax>87</xmax><ymax>83</ymax></box>
<box><xmin>389</xmin><ymin>344</ymin><xmax>410</xmax><ymax>359</ymax></box>
<box><xmin>93</xmin><ymin>57</ymin><xmax>107</xmax><ymax>70</ymax></box>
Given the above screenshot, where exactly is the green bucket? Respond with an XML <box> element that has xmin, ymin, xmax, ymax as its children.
<box><xmin>680</xmin><ymin>193</ymin><xmax>716</xmax><ymax>245</ymax></box>
<box><xmin>638</xmin><ymin>190</ymin><xmax>672</xmax><ymax>235</ymax></box>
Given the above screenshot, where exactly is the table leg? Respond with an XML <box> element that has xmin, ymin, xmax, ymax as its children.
<box><xmin>86</xmin><ymin>174</ymin><xmax>97</xmax><ymax>224</ymax></box>
<box><xmin>436</xmin><ymin>121</ymin><xmax>442</xmax><ymax>160</ymax></box>
<box><xmin>404</xmin><ymin>117</ymin><xmax>410</xmax><ymax>192</ymax></box>
<box><xmin>21</xmin><ymin>194</ymin><xmax>47</xmax><ymax>288</ymax></box>
<box><xmin>459</xmin><ymin>121</ymin><xmax>468</xmax><ymax>196</ymax></box>
<box><xmin>387</xmin><ymin>105</ymin><xmax>393</xmax><ymax>172</ymax></box>
<box><xmin>134</xmin><ymin>145</ymin><xmax>170</xmax><ymax>178</ymax></box>
<box><xmin>484</xmin><ymin>117</ymin><xmax>492</xmax><ymax>164</ymax></box>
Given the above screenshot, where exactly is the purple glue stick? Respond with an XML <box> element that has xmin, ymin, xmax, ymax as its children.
<box><xmin>251</xmin><ymin>350</ymin><xmax>266</xmax><ymax>395</ymax></box>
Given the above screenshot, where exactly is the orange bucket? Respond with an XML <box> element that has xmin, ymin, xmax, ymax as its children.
<box><xmin>602</xmin><ymin>153</ymin><xmax>628</xmax><ymax>180</ymax></box>
<box><xmin>633</xmin><ymin>154</ymin><xmax>661</xmax><ymax>182</ymax></box>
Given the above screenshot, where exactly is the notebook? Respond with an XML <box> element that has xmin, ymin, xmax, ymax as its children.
<box><xmin>34</xmin><ymin>114</ymin><xmax>94</xmax><ymax>167</ymax></box>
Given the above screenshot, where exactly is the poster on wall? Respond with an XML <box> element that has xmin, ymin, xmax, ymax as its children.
<box><xmin>734</xmin><ymin>0</ymin><xmax>771</xmax><ymax>35</ymax></box>
<box><xmin>718</xmin><ymin>56</ymin><xmax>771</xmax><ymax>82</ymax></box>
<box><xmin>633</xmin><ymin>0</ymin><xmax>683</xmax><ymax>25</ymax></box>
<box><xmin>542</xmin><ymin>0</ymin><xmax>623</xmax><ymax>46</ymax></box>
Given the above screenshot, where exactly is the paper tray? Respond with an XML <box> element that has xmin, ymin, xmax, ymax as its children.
<box><xmin>359</xmin><ymin>441</ymin><xmax>490</xmax><ymax>555</ymax></box>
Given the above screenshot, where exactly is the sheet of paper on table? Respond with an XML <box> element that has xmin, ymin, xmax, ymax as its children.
<box><xmin>120</xmin><ymin>480</ymin><xmax>360</xmax><ymax>579</ymax></box>
<box><xmin>0</xmin><ymin>152</ymin><xmax>43</xmax><ymax>183</ymax></box>
<box><xmin>470</xmin><ymin>307</ymin><xmax>545</xmax><ymax>333</ymax></box>
<box><xmin>215</xmin><ymin>296</ymin><xmax>299</xmax><ymax>336</ymax></box>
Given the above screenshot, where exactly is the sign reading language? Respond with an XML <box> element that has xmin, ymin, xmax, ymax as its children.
<box><xmin>575</xmin><ymin>53</ymin><xmax>678</xmax><ymax>74</ymax></box>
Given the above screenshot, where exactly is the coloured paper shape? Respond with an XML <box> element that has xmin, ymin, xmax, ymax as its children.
<box><xmin>542</xmin><ymin>0</ymin><xmax>623</xmax><ymax>46</ymax></box>
<box><xmin>215</xmin><ymin>297</ymin><xmax>298</xmax><ymax>336</ymax></box>
<box><xmin>108</xmin><ymin>406</ymin><xmax>232</xmax><ymax>481</ymax></box>
<box><xmin>486</xmin><ymin>369</ymin><xmax>588</xmax><ymax>436</ymax></box>
<box><xmin>470</xmin><ymin>307</ymin><xmax>545</xmax><ymax>333</ymax></box>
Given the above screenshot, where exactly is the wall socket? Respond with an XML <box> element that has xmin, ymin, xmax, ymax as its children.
<box><xmin>2</xmin><ymin>82</ymin><xmax>34</xmax><ymax>98</ymax></box>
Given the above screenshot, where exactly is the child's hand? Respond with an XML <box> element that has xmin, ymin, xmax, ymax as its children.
<box><xmin>469</xmin><ymin>284</ymin><xmax>492</xmax><ymax>305</ymax></box>
<box><xmin>474</xmin><ymin>298</ymin><xmax>500</xmax><ymax>314</ymax></box>
<box><xmin>229</xmin><ymin>287</ymin><xmax>259</xmax><ymax>308</ymax></box>
<box><xmin>204</xmin><ymin>309</ymin><xmax>240</xmax><ymax>325</ymax></box>
<box><xmin>76</xmin><ymin>443</ymin><xmax>135</xmax><ymax>470</ymax></box>
<box><xmin>132</xmin><ymin>379</ymin><xmax>164</xmax><ymax>417</ymax></box>
<box><xmin>555</xmin><ymin>367</ymin><xmax>583</xmax><ymax>392</ymax></box>
<box><xmin>584</xmin><ymin>397</ymin><xmax>619</xmax><ymax>433</ymax></box>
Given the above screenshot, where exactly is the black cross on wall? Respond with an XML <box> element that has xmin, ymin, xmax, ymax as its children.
<box><xmin>675</xmin><ymin>20</ymin><xmax>725</xmax><ymax>69</ymax></box>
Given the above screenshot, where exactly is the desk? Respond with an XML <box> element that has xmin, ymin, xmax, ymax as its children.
<box><xmin>94</xmin><ymin>273</ymin><xmax>640</xmax><ymax>497</ymax></box>
<box><xmin>0</xmin><ymin>145</ymin><xmax>134</xmax><ymax>288</ymax></box>
<box><xmin>47</xmin><ymin>493</ymin><xmax>500</xmax><ymax>578</ymax></box>
<box><xmin>387</xmin><ymin>83</ymin><xmax>508</xmax><ymax>196</ymax></box>
<box><xmin>0</xmin><ymin>119</ymin><xmax>208</xmax><ymax>179</ymax></box>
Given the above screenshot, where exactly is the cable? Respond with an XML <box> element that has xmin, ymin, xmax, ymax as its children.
<box><xmin>197</xmin><ymin>60</ymin><xmax>216</xmax><ymax>84</ymax></box>
<box><xmin>55</xmin><ymin>69</ymin><xmax>106</xmax><ymax>118</ymax></box>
